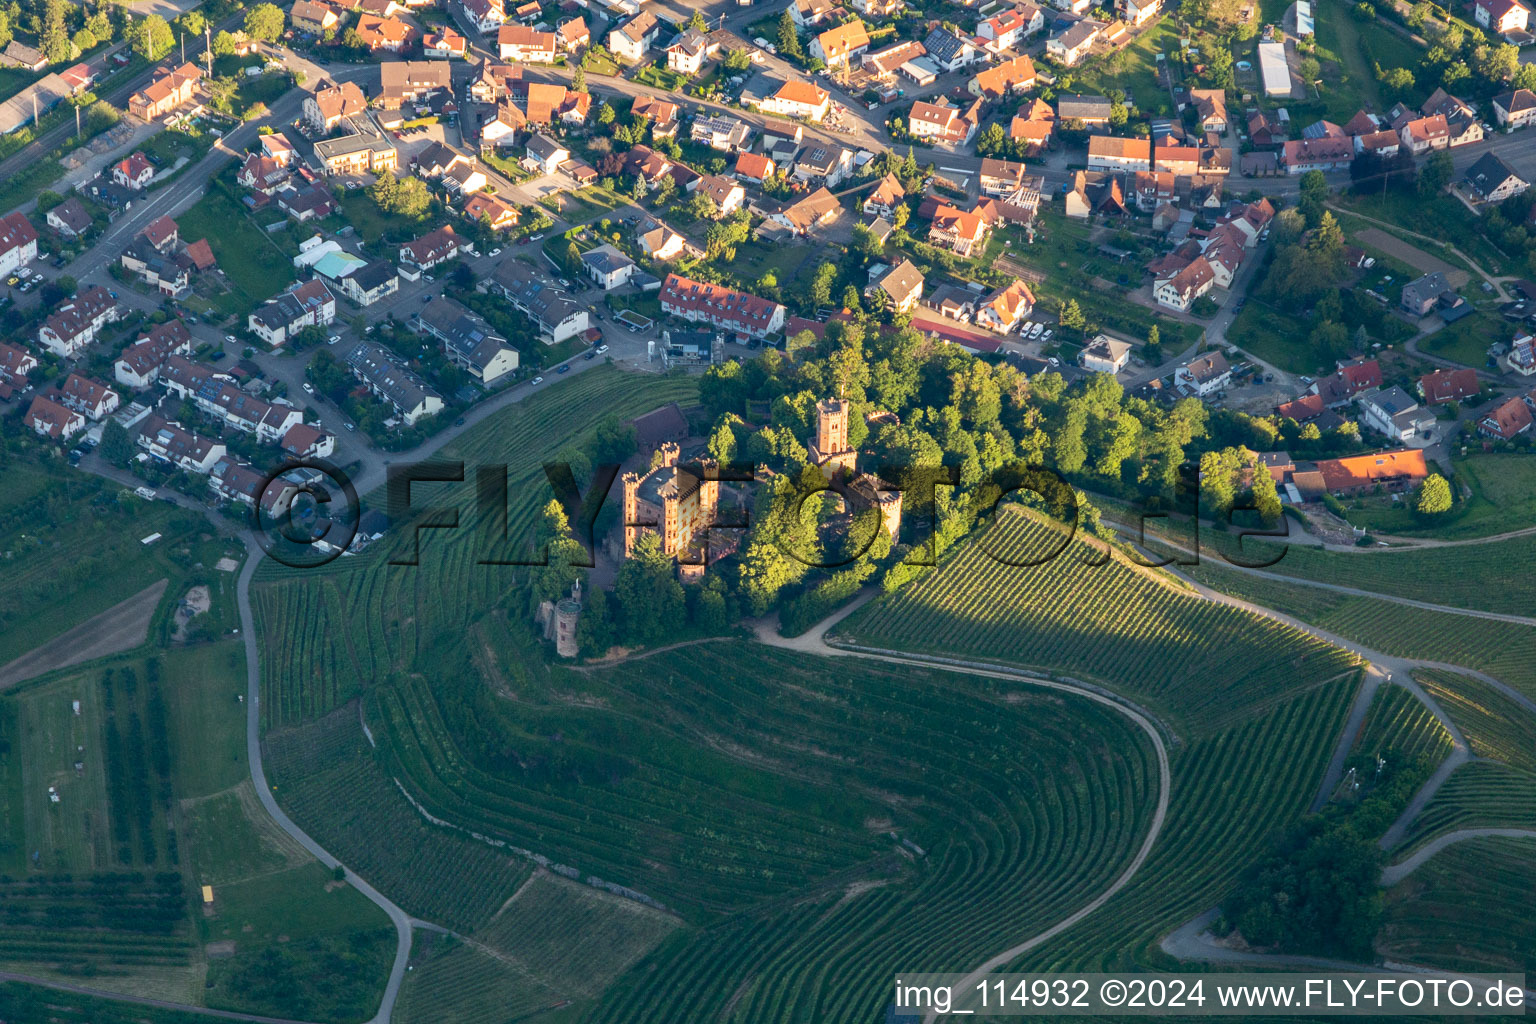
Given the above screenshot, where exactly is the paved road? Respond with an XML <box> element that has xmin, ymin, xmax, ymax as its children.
<box><xmin>749</xmin><ymin>593</ymin><xmax>1172</xmax><ymax>1024</ymax></box>
<box><xmin>1380</xmin><ymin>828</ymin><xmax>1536</xmax><ymax>886</ymax></box>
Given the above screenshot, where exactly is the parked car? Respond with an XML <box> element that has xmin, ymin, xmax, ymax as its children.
<box><xmin>225</xmin><ymin>334</ymin><xmax>237</xmax><ymax>343</ymax></box>
<box><xmin>556</xmin><ymin>364</ymin><xmax>570</xmax><ymax>374</ymax></box>
<box><xmin>583</xmin><ymin>350</ymin><xmax>596</xmax><ymax>360</ymax></box>
<box><xmin>530</xmin><ymin>375</ymin><xmax>543</xmax><ymax>385</ymax></box>
<box><xmin>302</xmin><ymin>382</ymin><xmax>314</xmax><ymax>394</ymax></box>
<box><xmin>328</xmin><ymin>335</ymin><xmax>340</xmax><ymax>344</ymax></box>
<box><xmin>489</xmin><ymin>247</ymin><xmax>502</xmax><ymax>257</ymax></box>
<box><xmin>595</xmin><ymin>344</ymin><xmax>609</xmax><ymax>354</ymax></box>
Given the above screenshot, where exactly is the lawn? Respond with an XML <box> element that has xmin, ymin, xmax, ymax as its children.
<box><xmin>176</xmin><ymin>185</ymin><xmax>297</xmax><ymax>316</ymax></box>
<box><xmin>1336</xmin><ymin>191</ymin><xmax>1514</xmax><ymax>277</ymax></box>
<box><xmin>1343</xmin><ymin>452</ymin><xmax>1536</xmax><ymax>539</ymax></box>
<box><xmin>1313</xmin><ymin>0</ymin><xmax>1384</xmax><ymax>118</ymax></box>
<box><xmin>1075</xmin><ymin>19</ymin><xmax>1179</xmax><ymax>115</ymax></box>
<box><xmin>1225</xmin><ymin>298</ymin><xmax>1323</xmax><ymax>372</ymax></box>
<box><xmin>1418</xmin><ymin>310</ymin><xmax>1498</xmax><ymax>367</ymax></box>
<box><xmin>549</xmin><ymin>185</ymin><xmax>630</xmax><ymax>223</ymax></box>
<box><xmin>336</xmin><ymin>188</ymin><xmax>434</xmax><ymax>246</ymax></box>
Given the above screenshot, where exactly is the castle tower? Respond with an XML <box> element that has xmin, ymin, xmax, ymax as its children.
<box><xmin>621</xmin><ymin>470</ymin><xmax>643</xmax><ymax>558</ymax></box>
<box><xmin>553</xmin><ymin>582</ymin><xmax>581</xmax><ymax>659</ymax></box>
<box><xmin>816</xmin><ymin>398</ymin><xmax>849</xmax><ymax>459</ymax></box>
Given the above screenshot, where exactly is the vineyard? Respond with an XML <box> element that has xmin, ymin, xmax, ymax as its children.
<box><xmin>264</xmin><ymin>706</ymin><xmax>532</xmax><ymax>932</ymax></box>
<box><xmin>1186</xmin><ymin>564</ymin><xmax>1536</xmax><ymax>701</ymax></box>
<box><xmin>1380</xmin><ymin>835</ymin><xmax>1536</xmax><ymax>974</ymax></box>
<box><xmin>1404</xmin><ymin>762</ymin><xmax>1536</xmax><ymax>848</ymax></box>
<box><xmin>397</xmin><ymin>872</ymin><xmax>678</xmax><ymax>1024</ymax></box>
<box><xmin>1416</xmin><ymin>670</ymin><xmax>1536</xmax><ymax>773</ymax></box>
<box><xmin>1243</xmin><ymin>534</ymin><xmax>1536</xmax><ymax>617</ymax></box>
<box><xmin>1349</xmin><ymin>685</ymin><xmax>1454</xmax><ymax>774</ymax></box>
<box><xmin>343</xmin><ymin>639</ymin><xmax>1162</xmax><ymax>1022</ymax></box>
<box><xmin>251</xmin><ymin>365</ymin><xmax>700</xmax><ymax>730</ymax></box>
<box><xmin>842</xmin><ymin>508</ymin><xmax>1360</xmax><ymax>737</ymax></box>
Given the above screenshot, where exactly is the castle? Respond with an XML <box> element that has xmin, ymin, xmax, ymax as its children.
<box><xmin>621</xmin><ymin>442</ymin><xmax>726</xmax><ymax>580</ymax></box>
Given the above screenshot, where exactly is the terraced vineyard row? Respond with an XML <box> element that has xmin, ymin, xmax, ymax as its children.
<box><xmin>396</xmin><ymin>938</ymin><xmax>559</xmax><ymax>1024</ymax></box>
<box><xmin>1381</xmin><ymin>835</ymin><xmax>1536</xmax><ymax>974</ymax></box>
<box><xmin>1405</xmin><ymin>762</ymin><xmax>1536</xmax><ymax>848</ymax></box>
<box><xmin>845</xmin><ymin>509</ymin><xmax>1359</xmax><ymax>736</ymax></box>
<box><xmin>264</xmin><ymin>708</ymin><xmax>531</xmax><ymax>932</ymax></box>
<box><xmin>251</xmin><ymin>367</ymin><xmax>700</xmax><ymax>729</ymax></box>
<box><xmin>1187</xmin><ymin>564</ymin><xmax>1536</xmax><ymax>701</ymax></box>
<box><xmin>1243</xmin><ymin>534</ymin><xmax>1536</xmax><ymax>616</ymax></box>
<box><xmin>1416</xmin><ymin>670</ymin><xmax>1536</xmax><ymax>772</ymax></box>
<box><xmin>1352</xmin><ymin>685</ymin><xmax>1454</xmax><ymax>770</ymax></box>
<box><xmin>0</xmin><ymin>874</ymin><xmax>194</xmax><ymax>973</ymax></box>
<box><xmin>373</xmin><ymin>641</ymin><xmax>1159</xmax><ymax>1022</ymax></box>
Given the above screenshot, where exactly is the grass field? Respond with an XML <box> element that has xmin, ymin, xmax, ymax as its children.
<box><xmin>1418</xmin><ymin>311</ymin><xmax>1499</xmax><ymax>368</ymax></box>
<box><xmin>843</xmin><ymin>508</ymin><xmax>1359</xmax><ymax>737</ymax></box>
<box><xmin>1341</xmin><ymin>453</ymin><xmax>1536</xmax><ymax>539</ymax></box>
<box><xmin>0</xmin><ymin>458</ymin><xmax>230</xmax><ymax>667</ymax></box>
<box><xmin>175</xmin><ymin>185</ymin><xmax>297</xmax><ymax>317</ymax></box>
<box><xmin>1380</xmin><ymin>835</ymin><xmax>1536</xmax><ymax>974</ymax></box>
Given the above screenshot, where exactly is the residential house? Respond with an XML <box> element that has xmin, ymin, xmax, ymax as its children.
<box><xmin>39</xmin><ymin>286</ymin><xmax>121</xmax><ymax>358</ymax></box>
<box><xmin>1156</xmin><ymin>258</ymin><xmax>1216</xmax><ymax>312</ymax></box>
<box><xmin>1399</xmin><ymin>114</ymin><xmax>1450</xmax><ymax>154</ymax></box>
<box><xmin>1313</xmin><ymin>358</ymin><xmax>1384</xmax><ymax>406</ymax></box>
<box><xmin>1479</xmin><ymin>395</ymin><xmax>1534</xmax><ymax>439</ymax></box>
<box><xmin>313</xmin><ymin>133</ymin><xmax>397</xmax><ymax>175</ymax></box>
<box><xmin>1463</xmin><ymin>152</ymin><xmax>1528</xmax><ymax>202</ymax></box>
<box><xmin>0</xmin><ymin>341</ymin><xmax>37</xmax><ymax>392</ymax></box>
<box><xmin>113</xmin><ymin>152</ymin><xmax>154</xmax><ymax>191</ymax></box>
<box><xmin>441</xmin><ymin>160</ymin><xmax>488</xmax><ymax>195</ymax></box>
<box><xmin>1247</xmin><ymin>110</ymin><xmax>1286</xmax><ymax>148</ymax></box>
<box><xmin>928</xmin><ymin>204</ymin><xmax>989</xmax><ymax>256</ymax></box>
<box><xmin>120</xmin><ymin>239</ymin><xmax>193</xmax><ymax>297</ymax></box>
<box><xmin>1188</xmin><ymin>88</ymin><xmax>1228</xmax><ymax>133</ymax></box>
<box><xmin>58</xmin><ymin>374</ymin><xmax>120</xmax><ymax>421</ymax></box>
<box><xmin>346</xmin><ymin>340</ymin><xmax>444</xmax><ymax>423</ymax></box>
<box><xmin>468</xmin><ymin>60</ymin><xmax>521</xmax><ymax>103</ymax></box>
<box><xmin>459</xmin><ymin>0</ymin><xmax>505</xmax><ymax>34</ymax></box>
<box><xmin>1132</xmin><ymin>170</ymin><xmax>1176</xmax><ymax>212</ymax></box>
<box><xmin>863</xmin><ymin>173</ymin><xmax>905</xmax><ymax>217</ymax></box>
<box><xmin>1401</xmin><ymin>271</ymin><xmax>1454</xmax><ymax>315</ymax></box>
<box><xmin>114</xmin><ymin>320</ymin><xmax>193</xmax><ymax>388</ymax></box>
<box><xmin>979</xmin><ymin>158</ymin><xmax>1029</xmax><ymax>197</ymax></box>
<box><xmin>46</xmin><ymin>196</ymin><xmax>92</xmax><ymax>238</ymax></box>
<box><xmin>524</xmin><ymin>133</ymin><xmax>570</xmax><ymax>175</ymax></box>
<box><xmin>376</xmin><ymin>61</ymin><xmax>453</xmax><ymax>109</ymax></box>
<box><xmin>291</xmin><ymin>0</ymin><xmax>342</xmax><ymax>34</ymax></box>
<box><xmin>336</xmin><ymin>260</ymin><xmax>400</xmax><ymax>306</ymax></box>
<box><xmin>1088</xmin><ymin>135</ymin><xmax>1151</xmax><ymax>171</ymax></box>
<box><xmin>159</xmin><ymin>357</ymin><xmax>305</xmax><ymax>441</ymax></box>
<box><xmin>136</xmin><ymin>416</ymin><xmax>226</xmax><ymax>474</ymax></box>
<box><xmin>659</xmin><ymin>273</ymin><xmax>786</xmax><ymax>339</ymax></box>
<box><xmin>761</xmin><ymin>79</ymin><xmax>832</xmax><ymax>122</ymax></box>
<box><xmin>400</xmin><ymin>225</ymin><xmax>461</xmax><ymax>272</ymax></box>
<box><xmin>1174</xmin><ymin>350</ymin><xmax>1231</xmax><ymax>395</ymax></box>
<box><xmin>1080</xmin><ymin>334</ymin><xmax>1132</xmax><ymax>373</ymax></box>
<box><xmin>556</xmin><ymin>17</ymin><xmax>589</xmax><ymax>51</ymax></box>
<box><xmin>976</xmin><ymin>279</ymin><xmax>1034</xmax><ymax>332</ymax></box>
<box><xmin>462</xmin><ymin>191</ymin><xmax>519</xmax><ymax>230</ymax></box>
<box><xmin>355</xmin><ymin>15</ymin><xmax>416</xmax><ymax>52</ymax></box>
<box><xmin>238</xmin><ymin>152</ymin><xmax>290</xmax><ymax>195</ymax></box>
<box><xmin>632</xmin><ymin>95</ymin><xmax>679</xmax><ymax>134</ymax></box>
<box><xmin>304</xmin><ymin>80</ymin><xmax>368</xmax><ymax>132</ymax></box>
<box><xmin>247</xmin><ymin>280</ymin><xmax>336</xmax><ymax>346</ymax></box>
<box><xmin>1314</xmin><ymin>449</ymin><xmax>1429</xmax><ymax>496</ymax></box>
<box><xmin>691</xmin><ymin>114</ymin><xmax>753</xmax><ymax>151</ymax></box>
<box><xmin>0</xmin><ymin>212</ymin><xmax>40</xmax><ymax>277</ymax></box>
<box><xmin>1493</xmin><ymin>88</ymin><xmax>1536</xmax><ymax>129</ymax></box>
<box><xmin>1505</xmin><ymin>330</ymin><xmax>1536</xmax><ymax>375</ymax></box>
<box><xmin>1354</xmin><ymin>129</ymin><xmax>1401</xmax><ymax>157</ymax></box>
<box><xmin>869</xmin><ymin>259</ymin><xmax>924</xmax><ymax>312</ymax></box>
<box><xmin>922</xmin><ymin>27</ymin><xmax>976</xmax><ymax>71</ymax></box>
<box><xmin>978</xmin><ymin>5</ymin><xmax>1045</xmax><ymax>51</ymax></box>
<box><xmin>791</xmin><ymin>0</ymin><xmax>840</xmax><ymax>26</ymax></box>
<box><xmin>417</xmin><ymin>296</ymin><xmax>520</xmax><ymax>384</ymax></box>
<box><xmin>1280</xmin><ymin>136</ymin><xmax>1354</xmax><ymax>173</ymax></box>
<box><xmin>423</xmin><ymin>28</ymin><xmax>468</xmax><ymax>58</ymax></box>
<box><xmin>487</xmin><ymin>260</ymin><xmax>590</xmax><ymax>341</ymax></box>
<box><xmin>638</xmin><ymin>224</ymin><xmax>687</xmax><ymax>261</ymax></box>
<box><xmin>695</xmin><ymin>174</ymin><xmax>746</xmax><ymax>216</ymax></box>
<box><xmin>734</xmin><ymin>151</ymin><xmax>777</xmax><ymax>183</ymax></box>
<box><xmin>498</xmin><ymin>24</ymin><xmax>557</xmax><ymax>60</ymax></box>
<box><xmin>666</xmin><ymin>29</ymin><xmax>719</xmax><ymax>75</ymax></box>
<box><xmin>1418</xmin><ymin>367</ymin><xmax>1480</xmax><ymax>405</ymax></box>
<box><xmin>791</xmin><ymin>144</ymin><xmax>853</xmax><ymax>187</ymax></box>
<box><xmin>609</xmin><ymin>12</ymin><xmax>660</xmax><ymax>62</ymax></box>
<box><xmin>580</xmin><ymin>244</ymin><xmax>637</xmax><ymax>290</ymax></box>
<box><xmin>969</xmin><ymin>55</ymin><xmax>1037</xmax><ymax>99</ymax></box>
<box><xmin>811</xmin><ymin>20</ymin><xmax>870</xmax><ymax>67</ymax></box>
<box><xmin>1358</xmin><ymin>386</ymin><xmax>1436</xmax><ymax>443</ymax></box>
<box><xmin>24</xmin><ymin>396</ymin><xmax>86</xmax><ymax>440</ymax></box>
<box><xmin>1056</xmin><ymin>93</ymin><xmax>1111</xmax><ymax>129</ymax></box>
<box><xmin>1474</xmin><ymin>0</ymin><xmax>1530</xmax><ymax>35</ymax></box>
<box><xmin>127</xmin><ymin>63</ymin><xmax>201</xmax><ymax>121</ymax></box>
<box><xmin>769</xmin><ymin>186</ymin><xmax>841</xmax><ymax>236</ymax></box>
<box><xmin>908</xmin><ymin>98</ymin><xmax>981</xmax><ymax>146</ymax></box>
<box><xmin>208</xmin><ymin>457</ymin><xmax>299</xmax><ymax>514</ymax></box>
<box><xmin>1047</xmin><ymin>20</ymin><xmax>1099</xmax><ymax>65</ymax></box>
<box><xmin>1120</xmin><ymin>0</ymin><xmax>1161</xmax><ymax>24</ymax></box>
<box><xmin>280</xmin><ymin>422</ymin><xmax>335</xmax><ymax>460</ymax></box>
<box><xmin>278</xmin><ymin>184</ymin><xmax>337</xmax><ymax>223</ymax></box>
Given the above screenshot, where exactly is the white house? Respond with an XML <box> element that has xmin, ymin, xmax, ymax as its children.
<box><xmin>608</xmin><ymin>11</ymin><xmax>659</xmax><ymax>62</ymax></box>
<box><xmin>1357</xmin><ymin>386</ymin><xmax>1437</xmax><ymax>443</ymax></box>
<box><xmin>0</xmin><ymin>211</ymin><xmax>38</xmax><ymax>278</ymax></box>
<box><xmin>246</xmin><ymin>279</ymin><xmax>336</xmax><ymax>347</ymax></box>
<box><xmin>1173</xmin><ymin>350</ymin><xmax>1231</xmax><ymax>396</ymax></box>
<box><xmin>580</xmin><ymin>244</ymin><xmax>637</xmax><ymax>290</ymax></box>
<box><xmin>1154</xmin><ymin>258</ymin><xmax>1215</xmax><ymax>312</ymax></box>
<box><xmin>1079</xmin><ymin>335</ymin><xmax>1132</xmax><ymax>373</ymax></box>
<box><xmin>525</xmin><ymin>133</ymin><xmax>570</xmax><ymax>175</ymax></box>
<box><xmin>760</xmin><ymin>79</ymin><xmax>831</xmax><ymax>122</ymax></box>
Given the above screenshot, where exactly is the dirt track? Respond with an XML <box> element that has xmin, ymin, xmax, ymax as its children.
<box><xmin>1355</xmin><ymin>227</ymin><xmax>1470</xmax><ymax>289</ymax></box>
<box><xmin>0</xmin><ymin>579</ymin><xmax>168</xmax><ymax>689</ymax></box>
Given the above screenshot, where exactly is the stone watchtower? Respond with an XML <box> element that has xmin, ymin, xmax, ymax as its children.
<box><xmin>553</xmin><ymin>580</ymin><xmax>581</xmax><ymax>659</ymax></box>
<box><xmin>811</xmin><ymin>398</ymin><xmax>857</xmax><ymax>477</ymax></box>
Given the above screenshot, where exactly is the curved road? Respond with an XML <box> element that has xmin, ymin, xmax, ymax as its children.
<box><xmin>750</xmin><ymin>607</ymin><xmax>1172</xmax><ymax>1024</ymax></box>
<box><xmin>1380</xmin><ymin>828</ymin><xmax>1536</xmax><ymax>886</ymax></box>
